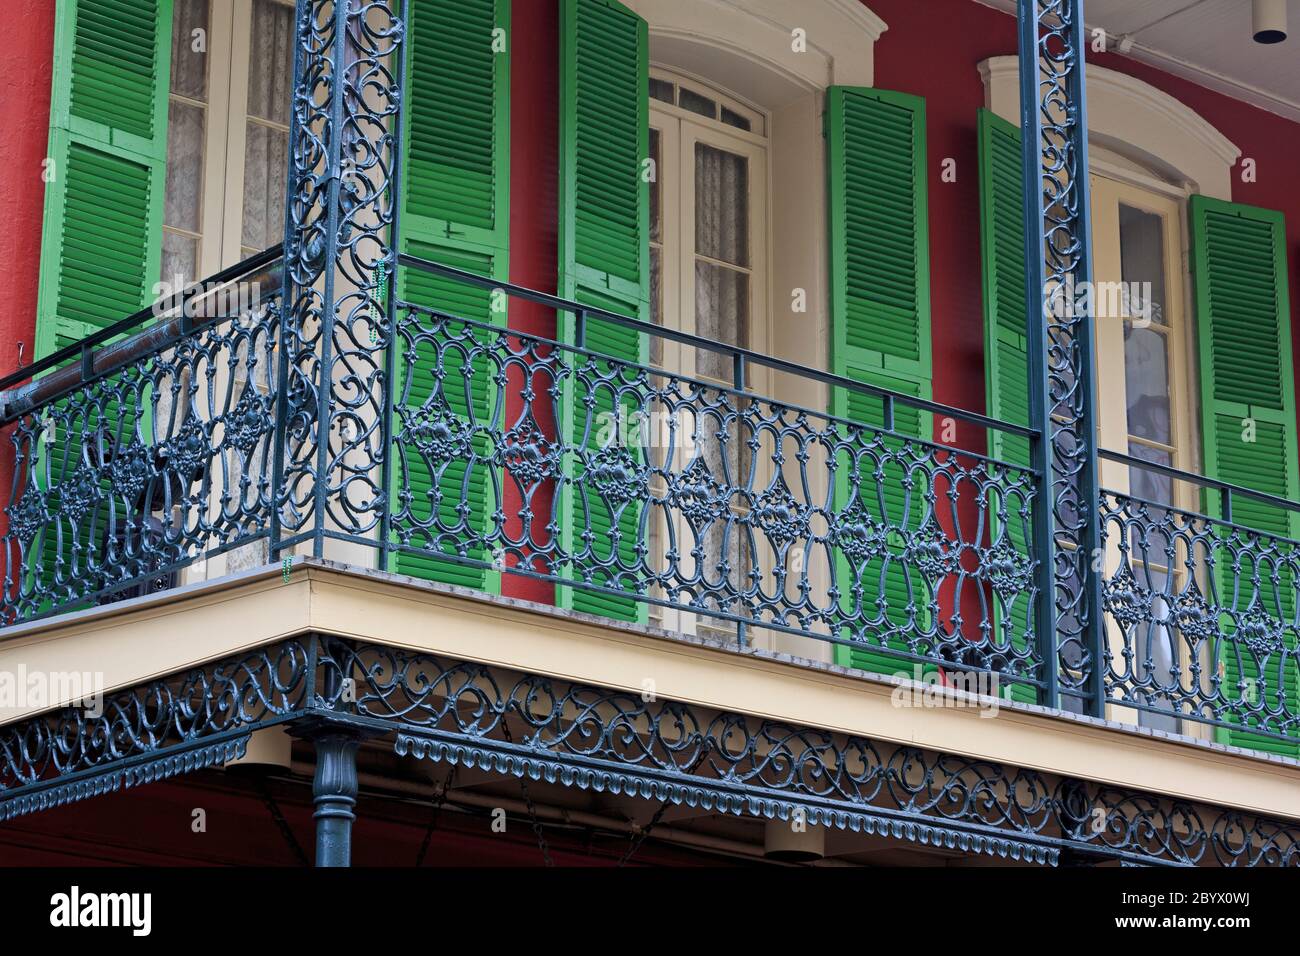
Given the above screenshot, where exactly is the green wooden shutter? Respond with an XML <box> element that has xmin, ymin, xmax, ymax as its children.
<box><xmin>26</xmin><ymin>0</ymin><xmax>171</xmax><ymax>613</ymax></box>
<box><xmin>826</xmin><ymin>87</ymin><xmax>934</xmax><ymax>675</ymax></box>
<box><xmin>392</xmin><ymin>0</ymin><xmax>511</xmax><ymax>591</ymax></box>
<box><xmin>976</xmin><ymin>109</ymin><xmax>1036</xmax><ymax>704</ymax></box>
<box><xmin>555</xmin><ymin>0</ymin><xmax>649</xmax><ymax>622</ymax></box>
<box><xmin>977</xmin><ymin>110</ymin><xmax>1030</xmax><ymax>467</ymax></box>
<box><xmin>1190</xmin><ymin>196</ymin><xmax>1300</xmax><ymax>755</ymax></box>
<box><xmin>36</xmin><ymin>0</ymin><xmax>173</xmax><ymax>358</ymax></box>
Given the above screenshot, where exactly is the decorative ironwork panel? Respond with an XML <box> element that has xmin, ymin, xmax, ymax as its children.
<box><xmin>1019</xmin><ymin>0</ymin><xmax>1104</xmax><ymax>709</ymax></box>
<box><xmin>277</xmin><ymin>0</ymin><xmax>404</xmax><ymax>552</ymax></box>
<box><xmin>313</xmin><ymin>637</ymin><xmax>1300</xmax><ymax>866</ymax></box>
<box><xmin>0</xmin><ymin>639</ymin><xmax>311</xmax><ymax>820</ymax></box>
<box><xmin>0</xmin><ymin>635</ymin><xmax>1294</xmax><ymax>865</ymax></box>
<box><xmin>391</xmin><ymin>292</ymin><xmax>1043</xmax><ymax>688</ymax></box>
<box><xmin>1</xmin><ymin>288</ymin><xmax>285</xmax><ymax>624</ymax></box>
<box><xmin>1100</xmin><ymin>487</ymin><xmax>1300</xmax><ymax>743</ymax></box>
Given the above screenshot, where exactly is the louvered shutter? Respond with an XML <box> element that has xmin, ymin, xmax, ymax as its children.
<box><xmin>977</xmin><ymin>108</ymin><xmax>1035</xmax><ymax>703</ymax></box>
<box><xmin>24</xmin><ymin>0</ymin><xmax>172</xmax><ymax>614</ymax></box>
<box><xmin>1190</xmin><ymin>196</ymin><xmax>1300</xmax><ymax>755</ymax></box>
<box><xmin>392</xmin><ymin>0</ymin><xmax>511</xmax><ymax>591</ymax></box>
<box><xmin>826</xmin><ymin>86</ymin><xmax>934</xmax><ymax>674</ymax></box>
<box><xmin>36</xmin><ymin>0</ymin><xmax>173</xmax><ymax>358</ymax></box>
<box><xmin>555</xmin><ymin>0</ymin><xmax>649</xmax><ymax>622</ymax></box>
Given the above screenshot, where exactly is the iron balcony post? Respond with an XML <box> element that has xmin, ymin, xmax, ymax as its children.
<box><xmin>1017</xmin><ymin>0</ymin><xmax>1105</xmax><ymax>715</ymax></box>
<box><xmin>281</xmin><ymin>0</ymin><xmax>404</xmax><ymax>562</ymax></box>
<box><xmin>310</xmin><ymin>731</ymin><xmax>362</xmax><ymax>867</ymax></box>
<box><xmin>378</xmin><ymin>0</ymin><xmax>411</xmax><ymax>575</ymax></box>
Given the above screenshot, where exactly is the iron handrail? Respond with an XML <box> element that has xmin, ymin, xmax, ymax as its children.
<box><xmin>397</xmin><ymin>253</ymin><xmax>1042</xmax><ymax>444</ymax></box>
<box><xmin>1099</xmin><ymin>446</ymin><xmax>1300</xmax><ymax>521</ymax></box>
<box><xmin>0</xmin><ymin>246</ymin><xmax>284</xmax><ymax>423</ymax></box>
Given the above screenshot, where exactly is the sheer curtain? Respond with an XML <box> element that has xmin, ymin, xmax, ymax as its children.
<box><xmin>693</xmin><ymin>143</ymin><xmax>751</xmax><ymax>625</ymax></box>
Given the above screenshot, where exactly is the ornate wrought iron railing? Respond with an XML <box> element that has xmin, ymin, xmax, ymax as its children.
<box><xmin>1099</xmin><ymin>448</ymin><xmax>1300</xmax><ymax>746</ymax></box>
<box><xmin>387</xmin><ymin>257</ymin><xmax>1045</xmax><ymax>690</ymax></box>
<box><xmin>1</xmin><ymin>0</ymin><xmax>1295</xmax><ymax>754</ymax></box>
<box><xmin>6</xmin><ymin>248</ymin><xmax>1300</xmax><ymax>751</ymax></box>
<box><xmin>0</xmin><ymin>249</ymin><xmax>287</xmax><ymax>622</ymax></box>
<box><xmin>0</xmin><ymin>253</ymin><xmax>1046</xmax><ymax>699</ymax></box>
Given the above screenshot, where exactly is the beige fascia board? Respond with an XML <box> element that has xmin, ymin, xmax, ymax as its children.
<box><xmin>0</xmin><ymin>563</ymin><xmax>311</xmax><ymax>724</ymax></box>
<box><xmin>3</xmin><ymin>560</ymin><xmax>1299</xmax><ymax>821</ymax></box>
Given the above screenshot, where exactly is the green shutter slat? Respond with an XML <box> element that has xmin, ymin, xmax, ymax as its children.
<box><xmin>69</xmin><ymin>0</ymin><xmax>165</xmax><ymax>141</ymax></box>
<box><xmin>55</xmin><ymin>144</ymin><xmax>155</xmax><ymax>335</ymax></box>
<box><xmin>36</xmin><ymin>0</ymin><xmax>172</xmax><ymax>362</ymax></box>
<box><xmin>827</xmin><ymin>86</ymin><xmax>934</xmax><ymax>677</ymax></box>
<box><xmin>561</xmin><ymin>0</ymin><xmax>648</xmax><ymax>299</ymax></box>
<box><xmin>1190</xmin><ymin>196</ymin><xmax>1300</xmax><ymax>755</ymax></box>
<box><xmin>976</xmin><ymin>110</ymin><xmax>1035</xmax><ymax>704</ymax></box>
<box><xmin>404</xmin><ymin>0</ymin><xmax>502</xmax><ymax>231</ymax></box>
<box><xmin>827</xmin><ymin>87</ymin><xmax>931</xmax><ymax>380</ymax></box>
<box><xmin>556</xmin><ymin>0</ymin><xmax>649</xmax><ymax>624</ymax></box>
<box><xmin>392</xmin><ymin>0</ymin><xmax>511</xmax><ymax>593</ymax></box>
<box><xmin>28</xmin><ymin>0</ymin><xmax>170</xmax><ymax>614</ymax></box>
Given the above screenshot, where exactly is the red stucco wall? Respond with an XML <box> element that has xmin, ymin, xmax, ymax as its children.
<box><xmin>0</xmin><ymin>2</ymin><xmax>54</xmax><ymax>541</ymax></box>
<box><xmin>502</xmin><ymin>0</ymin><xmax>560</xmax><ymax>604</ymax></box>
<box><xmin>0</xmin><ymin>2</ymin><xmax>52</xmax><ymax>372</ymax></box>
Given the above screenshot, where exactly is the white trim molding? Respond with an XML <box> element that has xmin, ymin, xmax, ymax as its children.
<box><xmin>973</xmin><ymin>0</ymin><xmax>1300</xmax><ymax>125</ymax></box>
<box><xmin>625</xmin><ymin>0</ymin><xmax>886</xmax><ymax>95</ymax></box>
<box><xmin>980</xmin><ymin>55</ymin><xmax>1241</xmax><ymax>201</ymax></box>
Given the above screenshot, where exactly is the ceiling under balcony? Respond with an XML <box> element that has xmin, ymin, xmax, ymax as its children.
<box><xmin>977</xmin><ymin>0</ymin><xmax>1300</xmax><ymax>122</ymax></box>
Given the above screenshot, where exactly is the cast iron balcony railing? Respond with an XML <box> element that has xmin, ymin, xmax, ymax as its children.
<box><xmin>0</xmin><ymin>248</ymin><xmax>286</xmax><ymax>618</ymax></box>
<box><xmin>2</xmin><ymin>248</ymin><xmax>1298</xmax><ymax>752</ymax></box>
<box><xmin>1099</xmin><ymin>448</ymin><xmax>1300</xmax><ymax>745</ymax></box>
<box><xmin>0</xmin><ymin>251</ymin><xmax>1045</xmax><ymax>697</ymax></box>
<box><xmin>0</xmin><ymin>0</ymin><xmax>1295</xmax><ymax>756</ymax></box>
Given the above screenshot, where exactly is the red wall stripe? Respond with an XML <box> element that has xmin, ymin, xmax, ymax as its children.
<box><xmin>0</xmin><ymin>2</ymin><xmax>54</xmax><ymax>546</ymax></box>
<box><xmin>502</xmin><ymin>0</ymin><xmax>560</xmax><ymax>604</ymax></box>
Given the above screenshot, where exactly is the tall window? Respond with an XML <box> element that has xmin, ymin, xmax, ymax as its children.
<box><xmin>162</xmin><ymin>0</ymin><xmax>292</xmax><ymax>577</ymax></box>
<box><xmin>163</xmin><ymin>0</ymin><xmax>293</xmax><ymax>287</ymax></box>
<box><xmin>647</xmin><ymin>70</ymin><xmax>768</xmax><ymax>638</ymax></box>
<box><xmin>1093</xmin><ymin>174</ymin><xmax>1193</xmax><ymax>732</ymax></box>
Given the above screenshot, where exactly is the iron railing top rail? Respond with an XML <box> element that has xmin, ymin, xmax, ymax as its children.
<box><xmin>398</xmin><ymin>252</ymin><xmax>1043</xmax><ymax>445</ymax></box>
<box><xmin>1100</xmin><ymin>446</ymin><xmax>1300</xmax><ymax>519</ymax></box>
<box><xmin>398</xmin><ymin>296</ymin><xmax>1039</xmax><ymax>477</ymax></box>
<box><xmin>0</xmin><ymin>246</ymin><xmax>284</xmax><ymax>424</ymax></box>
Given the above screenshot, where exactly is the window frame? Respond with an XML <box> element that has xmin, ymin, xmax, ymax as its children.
<box><xmin>1092</xmin><ymin>172</ymin><xmax>1199</xmax><ymax>735</ymax></box>
<box><xmin>647</xmin><ymin>69</ymin><xmax>772</xmax><ymax>639</ymax></box>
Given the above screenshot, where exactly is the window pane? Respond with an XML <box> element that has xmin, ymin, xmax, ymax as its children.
<box><xmin>679</xmin><ymin>87</ymin><xmax>717</xmax><ymax>120</ymax></box>
<box><xmin>1128</xmin><ymin>442</ymin><xmax>1173</xmax><ymax>507</ymax></box>
<box><xmin>720</xmin><ymin>106</ymin><xmax>751</xmax><ymax>132</ymax></box>
<box><xmin>1119</xmin><ymin>203</ymin><xmax>1167</xmax><ymax>326</ymax></box>
<box><xmin>695</xmin><ymin>261</ymin><xmax>747</xmax><ymax>382</ymax></box>
<box><xmin>649</xmin><ymin>77</ymin><xmax>674</xmax><ymax>105</ymax></box>
<box><xmin>650</xmin><ymin>128</ymin><xmax>661</xmax><ymax>244</ymax></box>
<box><xmin>241</xmin><ymin>124</ymin><xmax>289</xmax><ymax>250</ymax></box>
<box><xmin>162</xmin><ymin>231</ymin><xmax>198</xmax><ymax>288</ymax></box>
<box><xmin>1124</xmin><ymin>324</ymin><xmax>1171</xmax><ymax>444</ymax></box>
<box><xmin>241</xmin><ymin>0</ymin><xmax>293</xmax><ymax>254</ymax></box>
<box><xmin>171</xmin><ymin>0</ymin><xmax>210</xmax><ymax>99</ymax></box>
<box><xmin>165</xmin><ymin>101</ymin><xmax>205</xmax><ymax>234</ymax></box>
<box><xmin>651</xmin><ymin>247</ymin><xmax>662</xmax><ymax>355</ymax></box>
<box><xmin>695</xmin><ymin>144</ymin><xmax>748</xmax><ymax>267</ymax></box>
<box><xmin>247</xmin><ymin>0</ymin><xmax>294</xmax><ymax>125</ymax></box>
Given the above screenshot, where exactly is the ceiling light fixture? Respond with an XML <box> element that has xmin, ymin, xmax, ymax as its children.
<box><xmin>1253</xmin><ymin>0</ymin><xmax>1288</xmax><ymax>43</ymax></box>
